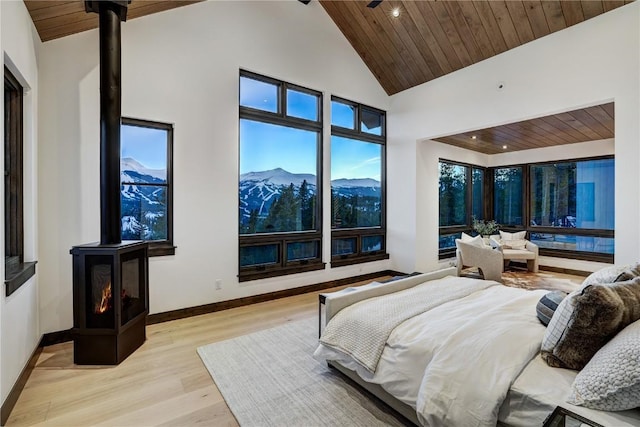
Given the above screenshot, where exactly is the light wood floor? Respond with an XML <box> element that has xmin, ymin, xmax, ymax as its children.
<box><xmin>6</xmin><ymin>276</ymin><xmax>392</xmax><ymax>427</ymax></box>
<box><xmin>7</xmin><ymin>270</ymin><xmax>584</xmax><ymax>426</ymax></box>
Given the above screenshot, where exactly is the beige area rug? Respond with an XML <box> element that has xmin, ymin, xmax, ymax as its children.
<box><xmin>197</xmin><ymin>317</ymin><xmax>409</xmax><ymax>427</ymax></box>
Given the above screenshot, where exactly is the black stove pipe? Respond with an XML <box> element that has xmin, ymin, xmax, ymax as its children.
<box><xmin>86</xmin><ymin>1</ymin><xmax>129</xmax><ymax>245</ymax></box>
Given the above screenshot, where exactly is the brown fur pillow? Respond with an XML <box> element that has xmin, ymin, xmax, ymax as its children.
<box><xmin>541</xmin><ymin>276</ymin><xmax>640</xmax><ymax>370</ymax></box>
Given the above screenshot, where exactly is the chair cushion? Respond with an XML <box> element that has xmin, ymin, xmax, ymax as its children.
<box><xmin>567</xmin><ymin>319</ymin><xmax>640</xmax><ymax>411</ymax></box>
<box><xmin>502</xmin><ymin>249</ymin><xmax>535</xmax><ymax>260</ymax></box>
<box><xmin>502</xmin><ymin>239</ymin><xmax>527</xmax><ymax>250</ymax></box>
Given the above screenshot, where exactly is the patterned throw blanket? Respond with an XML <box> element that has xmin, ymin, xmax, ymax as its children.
<box><xmin>319</xmin><ymin>276</ymin><xmax>497</xmax><ymax>373</ymax></box>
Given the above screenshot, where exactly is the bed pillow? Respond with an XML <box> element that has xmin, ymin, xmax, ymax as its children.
<box><xmin>567</xmin><ymin>319</ymin><xmax>640</xmax><ymax>411</ymax></box>
<box><xmin>541</xmin><ymin>264</ymin><xmax>639</xmax><ymax>365</ymax></box>
<box><xmin>460</xmin><ymin>232</ymin><xmax>485</xmax><ymax>248</ymax></box>
<box><xmin>499</xmin><ymin>230</ymin><xmax>526</xmax><ymax>240</ymax></box>
<box><xmin>541</xmin><ymin>277</ymin><xmax>640</xmax><ymax>370</ymax></box>
<box><xmin>581</xmin><ymin>263</ymin><xmax>638</xmax><ymax>288</ymax></box>
<box><xmin>536</xmin><ymin>291</ymin><xmax>567</xmax><ymax>326</ymax></box>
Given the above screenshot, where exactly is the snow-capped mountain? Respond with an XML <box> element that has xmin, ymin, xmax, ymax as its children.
<box><xmin>331</xmin><ymin>178</ymin><xmax>380</xmax><ymax>188</ymax></box>
<box><xmin>121</xmin><ymin>157</ymin><xmax>166</xmax><ymax>182</ymax></box>
<box><xmin>239</xmin><ymin>168</ymin><xmax>317</xmax><ymax>220</ymax></box>
<box><xmin>239</xmin><ymin>168</ymin><xmax>380</xmax><ymax>225</ymax></box>
<box><xmin>240</xmin><ymin>168</ymin><xmax>315</xmax><ymax>187</ymax></box>
<box><xmin>120</xmin><ymin>158</ymin><xmax>166</xmax><ymax>240</ymax></box>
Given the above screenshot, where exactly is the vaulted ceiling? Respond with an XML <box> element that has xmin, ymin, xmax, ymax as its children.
<box><xmin>24</xmin><ymin>1</ymin><xmax>633</xmax><ymax>94</ymax></box>
<box><xmin>23</xmin><ymin>1</ymin><xmax>202</xmax><ymax>42</ymax></box>
<box><xmin>320</xmin><ymin>0</ymin><xmax>633</xmax><ymax>95</ymax></box>
<box><xmin>22</xmin><ymin>1</ymin><xmax>627</xmax><ymax>154</ymax></box>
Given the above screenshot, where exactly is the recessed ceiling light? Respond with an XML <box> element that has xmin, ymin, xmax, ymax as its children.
<box><xmin>502</xmin><ymin>145</ymin><xmax>508</xmax><ymax>150</ymax></box>
<box><xmin>471</xmin><ymin>135</ymin><xmax>477</xmax><ymax>140</ymax></box>
<box><xmin>392</xmin><ymin>7</ymin><xmax>400</xmax><ymax>18</ymax></box>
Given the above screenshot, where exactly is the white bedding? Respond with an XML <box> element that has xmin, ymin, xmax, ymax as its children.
<box><xmin>500</xmin><ymin>355</ymin><xmax>640</xmax><ymax>426</ymax></box>
<box><xmin>315</xmin><ymin>276</ymin><xmax>549</xmax><ymax>426</ymax></box>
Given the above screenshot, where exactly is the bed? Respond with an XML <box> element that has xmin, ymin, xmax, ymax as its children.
<box><xmin>314</xmin><ymin>267</ymin><xmax>640</xmax><ymax>426</ymax></box>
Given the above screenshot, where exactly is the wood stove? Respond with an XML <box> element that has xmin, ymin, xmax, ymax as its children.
<box><xmin>71</xmin><ymin>242</ymin><xmax>148</xmax><ymax>365</ymax></box>
<box><xmin>71</xmin><ymin>1</ymin><xmax>148</xmax><ymax>365</ymax></box>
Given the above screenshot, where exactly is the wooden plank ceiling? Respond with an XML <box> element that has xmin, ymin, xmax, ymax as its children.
<box><xmin>433</xmin><ymin>102</ymin><xmax>614</xmax><ymax>155</ymax></box>
<box><xmin>320</xmin><ymin>0</ymin><xmax>633</xmax><ymax>95</ymax></box>
<box><xmin>24</xmin><ymin>0</ymin><xmax>203</xmax><ymax>42</ymax></box>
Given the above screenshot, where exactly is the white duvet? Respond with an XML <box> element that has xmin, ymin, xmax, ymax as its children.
<box><xmin>315</xmin><ymin>278</ymin><xmax>548</xmax><ymax>427</ymax></box>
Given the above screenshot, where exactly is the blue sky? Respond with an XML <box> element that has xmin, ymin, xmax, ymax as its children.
<box><xmin>239</xmin><ymin>80</ymin><xmax>382</xmax><ymax>180</ymax></box>
<box><xmin>239</xmin><ymin>121</ymin><xmax>381</xmax><ymax>180</ymax></box>
<box><xmin>121</xmin><ymin>124</ymin><xmax>167</xmax><ymax>170</ymax></box>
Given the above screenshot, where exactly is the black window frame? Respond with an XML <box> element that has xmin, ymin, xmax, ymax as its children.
<box><xmin>437</xmin><ymin>159</ymin><xmax>488</xmax><ymax>259</ymax></box>
<box><xmin>238</xmin><ymin>70</ymin><xmax>324</xmax><ymax>282</ymax></box>
<box><xmin>330</xmin><ymin>96</ymin><xmax>388</xmax><ymax>268</ymax></box>
<box><xmin>522</xmin><ymin>156</ymin><xmax>614</xmax><ymax>263</ymax></box>
<box><xmin>120</xmin><ymin>117</ymin><xmax>175</xmax><ymax>257</ymax></box>
<box><xmin>438</xmin><ymin>156</ymin><xmax>615</xmax><ymax>263</ymax></box>
<box><xmin>4</xmin><ymin>67</ymin><xmax>36</xmax><ymax>296</ymax></box>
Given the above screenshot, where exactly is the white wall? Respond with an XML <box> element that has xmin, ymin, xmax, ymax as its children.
<box><xmin>388</xmin><ymin>4</ymin><xmax>639</xmax><ymax>274</ymax></box>
<box><xmin>38</xmin><ymin>0</ymin><xmax>390</xmax><ymax>333</ymax></box>
<box><xmin>1</xmin><ymin>0</ymin><xmax>41</xmax><ymax>406</ymax></box>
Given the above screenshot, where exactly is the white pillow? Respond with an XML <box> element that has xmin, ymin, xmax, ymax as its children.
<box><xmin>460</xmin><ymin>232</ymin><xmax>485</xmax><ymax>248</ymax></box>
<box><xmin>499</xmin><ymin>230</ymin><xmax>526</xmax><ymax>240</ymax></box>
<box><xmin>581</xmin><ymin>264</ymin><xmax>634</xmax><ymax>288</ymax></box>
<box><xmin>567</xmin><ymin>319</ymin><xmax>640</xmax><ymax>411</ymax></box>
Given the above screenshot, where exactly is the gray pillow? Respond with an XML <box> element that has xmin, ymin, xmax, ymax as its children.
<box><xmin>541</xmin><ymin>277</ymin><xmax>640</xmax><ymax>370</ymax></box>
<box><xmin>568</xmin><ymin>319</ymin><xmax>640</xmax><ymax>411</ymax></box>
<box><xmin>536</xmin><ymin>291</ymin><xmax>567</xmax><ymax>327</ymax></box>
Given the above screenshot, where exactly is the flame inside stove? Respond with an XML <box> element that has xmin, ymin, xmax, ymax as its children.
<box><xmin>96</xmin><ymin>282</ymin><xmax>112</xmax><ymax>314</ymax></box>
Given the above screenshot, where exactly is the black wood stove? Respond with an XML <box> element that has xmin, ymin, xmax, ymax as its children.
<box><xmin>71</xmin><ymin>0</ymin><xmax>149</xmax><ymax>365</ymax></box>
<box><xmin>71</xmin><ymin>242</ymin><xmax>148</xmax><ymax>364</ymax></box>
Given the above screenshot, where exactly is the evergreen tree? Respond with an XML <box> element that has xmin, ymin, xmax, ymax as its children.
<box><xmin>247</xmin><ymin>209</ymin><xmax>259</xmax><ymax>234</ymax></box>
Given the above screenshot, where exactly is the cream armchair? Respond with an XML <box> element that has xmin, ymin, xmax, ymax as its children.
<box><xmin>455</xmin><ymin>239</ymin><xmax>504</xmax><ymax>283</ymax></box>
<box><xmin>490</xmin><ymin>236</ymin><xmax>539</xmax><ymax>273</ymax></box>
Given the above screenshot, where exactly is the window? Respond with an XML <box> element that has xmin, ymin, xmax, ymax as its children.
<box><xmin>529</xmin><ymin>157</ymin><xmax>614</xmax><ymax>260</ymax></box>
<box><xmin>4</xmin><ymin>67</ymin><xmax>36</xmax><ymax>295</ymax></box>
<box><xmin>120</xmin><ymin>118</ymin><xmax>174</xmax><ymax>256</ymax></box>
<box><xmin>493</xmin><ymin>166</ymin><xmax>523</xmax><ymax>226</ymax></box>
<box><xmin>438</xmin><ymin>160</ymin><xmax>486</xmax><ymax>257</ymax></box>
<box><xmin>330</xmin><ymin>97</ymin><xmax>387</xmax><ymax>267</ymax></box>
<box><xmin>239</xmin><ymin>71</ymin><xmax>323</xmax><ymax>281</ymax></box>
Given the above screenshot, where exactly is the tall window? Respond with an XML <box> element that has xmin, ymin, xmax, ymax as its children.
<box><xmin>438</xmin><ymin>160</ymin><xmax>485</xmax><ymax>255</ymax></box>
<box><xmin>529</xmin><ymin>158</ymin><xmax>614</xmax><ymax>258</ymax></box>
<box><xmin>330</xmin><ymin>97</ymin><xmax>387</xmax><ymax>267</ymax></box>
<box><xmin>120</xmin><ymin>118</ymin><xmax>174</xmax><ymax>256</ymax></box>
<box><xmin>4</xmin><ymin>67</ymin><xmax>36</xmax><ymax>295</ymax></box>
<box><xmin>493</xmin><ymin>166</ymin><xmax>523</xmax><ymax>226</ymax></box>
<box><xmin>239</xmin><ymin>71</ymin><xmax>323</xmax><ymax>281</ymax></box>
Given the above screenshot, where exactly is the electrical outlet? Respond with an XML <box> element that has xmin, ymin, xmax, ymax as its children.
<box><xmin>215</xmin><ymin>279</ymin><xmax>222</xmax><ymax>290</ymax></box>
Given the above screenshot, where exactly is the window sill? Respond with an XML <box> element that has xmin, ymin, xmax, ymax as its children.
<box><xmin>148</xmin><ymin>243</ymin><xmax>176</xmax><ymax>257</ymax></box>
<box><xmin>239</xmin><ymin>262</ymin><xmax>326</xmax><ymax>282</ymax></box>
<box><xmin>331</xmin><ymin>252</ymin><xmax>389</xmax><ymax>268</ymax></box>
<box><xmin>5</xmin><ymin>261</ymin><xmax>37</xmax><ymax>297</ymax></box>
